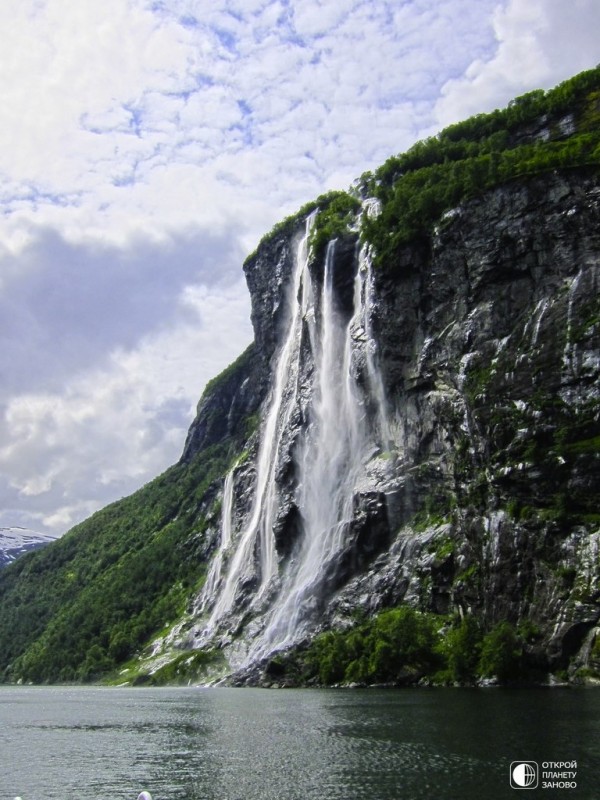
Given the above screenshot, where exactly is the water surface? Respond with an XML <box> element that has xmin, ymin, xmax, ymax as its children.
<box><xmin>1</xmin><ymin>685</ymin><xmax>598</xmax><ymax>799</ymax></box>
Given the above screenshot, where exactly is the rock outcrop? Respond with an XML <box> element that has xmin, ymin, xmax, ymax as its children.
<box><xmin>326</xmin><ymin>171</ymin><xmax>600</xmax><ymax>675</ymax></box>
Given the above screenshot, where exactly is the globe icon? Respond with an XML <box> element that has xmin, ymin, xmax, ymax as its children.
<box><xmin>512</xmin><ymin>762</ymin><xmax>537</xmax><ymax>787</ymax></box>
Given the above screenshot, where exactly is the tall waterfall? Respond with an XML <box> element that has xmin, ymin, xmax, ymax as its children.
<box><xmin>254</xmin><ymin>239</ymin><xmax>369</xmax><ymax>655</ymax></box>
<box><xmin>206</xmin><ymin>213</ymin><xmax>317</xmax><ymax>627</ymax></box>
<box><xmin>202</xmin><ymin>209</ymin><xmax>391</xmax><ymax>661</ymax></box>
<box><xmin>359</xmin><ymin>242</ymin><xmax>392</xmax><ymax>450</ymax></box>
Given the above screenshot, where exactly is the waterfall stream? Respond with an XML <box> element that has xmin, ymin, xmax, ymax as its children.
<box><xmin>197</xmin><ymin>466</ymin><xmax>236</xmax><ymax>613</ymax></box>
<box><xmin>360</xmin><ymin>242</ymin><xmax>392</xmax><ymax>450</ymax></box>
<box><xmin>254</xmin><ymin>239</ymin><xmax>368</xmax><ymax>655</ymax></box>
<box><xmin>205</xmin><ymin>213</ymin><xmax>317</xmax><ymax>628</ymax></box>
<box><xmin>202</xmin><ymin>208</ymin><xmax>391</xmax><ymax>662</ymax></box>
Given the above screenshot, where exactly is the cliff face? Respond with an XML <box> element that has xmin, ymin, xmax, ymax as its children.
<box><xmin>328</xmin><ymin>171</ymin><xmax>600</xmax><ymax>671</ymax></box>
<box><xmin>175</xmin><ymin>169</ymin><xmax>599</xmax><ymax>681</ymax></box>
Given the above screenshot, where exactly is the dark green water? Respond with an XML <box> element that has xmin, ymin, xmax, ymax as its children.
<box><xmin>0</xmin><ymin>685</ymin><xmax>598</xmax><ymax>800</ymax></box>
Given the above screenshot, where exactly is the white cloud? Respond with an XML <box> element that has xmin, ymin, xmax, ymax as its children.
<box><xmin>0</xmin><ymin>0</ymin><xmax>598</xmax><ymax>536</ymax></box>
<box><xmin>434</xmin><ymin>0</ymin><xmax>600</xmax><ymax>127</ymax></box>
<box><xmin>0</xmin><ymin>276</ymin><xmax>252</xmax><ymax>534</ymax></box>
<box><xmin>0</xmin><ymin>0</ymin><xmax>505</xmax><ymax>254</ymax></box>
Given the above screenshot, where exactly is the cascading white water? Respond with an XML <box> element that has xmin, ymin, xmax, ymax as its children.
<box><xmin>254</xmin><ymin>239</ymin><xmax>368</xmax><ymax>653</ymax></box>
<box><xmin>202</xmin><ymin>207</ymin><xmax>391</xmax><ymax>661</ymax></box>
<box><xmin>562</xmin><ymin>270</ymin><xmax>583</xmax><ymax>377</ymax></box>
<box><xmin>205</xmin><ymin>213</ymin><xmax>317</xmax><ymax>628</ymax></box>
<box><xmin>359</xmin><ymin>242</ymin><xmax>392</xmax><ymax>449</ymax></box>
<box><xmin>197</xmin><ymin>466</ymin><xmax>236</xmax><ymax>612</ymax></box>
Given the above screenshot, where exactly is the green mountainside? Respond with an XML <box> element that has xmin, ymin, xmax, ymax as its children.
<box><xmin>1</xmin><ymin>67</ymin><xmax>599</xmax><ymax>685</ymax></box>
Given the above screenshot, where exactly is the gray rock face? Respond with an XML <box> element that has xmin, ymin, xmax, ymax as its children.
<box><xmin>180</xmin><ymin>344</ymin><xmax>266</xmax><ymax>464</ymax></box>
<box><xmin>182</xmin><ymin>169</ymin><xmax>600</xmax><ymax>677</ymax></box>
<box><xmin>362</xmin><ymin>171</ymin><xmax>600</xmax><ymax>671</ymax></box>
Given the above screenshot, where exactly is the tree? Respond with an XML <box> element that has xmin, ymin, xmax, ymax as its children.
<box><xmin>445</xmin><ymin>616</ymin><xmax>482</xmax><ymax>682</ymax></box>
<box><xmin>478</xmin><ymin>622</ymin><xmax>523</xmax><ymax>682</ymax></box>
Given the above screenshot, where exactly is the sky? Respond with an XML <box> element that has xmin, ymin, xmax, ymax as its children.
<box><xmin>0</xmin><ymin>0</ymin><xmax>599</xmax><ymax>538</ymax></box>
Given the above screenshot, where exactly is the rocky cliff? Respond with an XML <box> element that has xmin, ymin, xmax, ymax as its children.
<box><xmin>170</xmin><ymin>166</ymin><xmax>599</xmax><ymax>684</ymax></box>
<box><xmin>331</xmin><ymin>170</ymin><xmax>600</xmax><ymax>676</ymax></box>
<box><xmin>0</xmin><ymin>68</ymin><xmax>599</xmax><ymax>686</ymax></box>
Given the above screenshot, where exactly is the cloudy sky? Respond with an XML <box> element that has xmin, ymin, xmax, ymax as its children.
<box><xmin>1</xmin><ymin>0</ymin><xmax>599</xmax><ymax>538</ymax></box>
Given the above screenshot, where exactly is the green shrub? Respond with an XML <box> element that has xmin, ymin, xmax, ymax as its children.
<box><xmin>478</xmin><ymin>622</ymin><xmax>524</xmax><ymax>682</ymax></box>
<box><xmin>302</xmin><ymin>606</ymin><xmax>444</xmax><ymax>685</ymax></box>
<box><xmin>363</xmin><ymin>66</ymin><xmax>600</xmax><ymax>272</ymax></box>
<box><xmin>444</xmin><ymin>615</ymin><xmax>482</xmax><ymax>683</ymax></box>
<box><xmin>309</xmin><ymin>192</ymin><xmax>361</xmax><ymax>258</ymax></box>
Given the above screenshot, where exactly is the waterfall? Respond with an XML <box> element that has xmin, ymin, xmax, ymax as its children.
<box><xmin>197</xmin><ymin>466</ymin><xmax>236</xmax><ymax>612</ymax></box>
<box><xmin>251</xmin><ymin>240</ymin><xmax>367</xmax><ymax>653</ymax></box>
<box><xmin>529</xmin><ymin>298</ymin><xmax>549</xmax><ymax>348</ymax></box>
<box><xmin>562</xmin><ymin>270</ymin><xmax>582</xmax><ymax>377</ymax></box>
<box><xmin>205</xmin><ymin>213</ymin><xmax>317</xmax><ymax>628</ymax></box>
<box><xmin>201</xmin><ymin>209</ymin><xmax>391</xmax><ymax>662</ymax></box>
<box><xmin>359</xmin><ymin>243</ymin><xmax>392</xmax><ymax>449</ymax></box>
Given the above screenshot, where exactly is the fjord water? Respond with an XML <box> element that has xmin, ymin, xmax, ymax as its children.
<box><xmin>2</xmin><ymin>686</ymin><xmax>599</xmax><ymax>800</ymax></box>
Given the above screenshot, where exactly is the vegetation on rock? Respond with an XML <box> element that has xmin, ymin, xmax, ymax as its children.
<box><xmin>265</xmin><ymin>607</ymin><xmax>540</xmax><ymax>687</ymax></box>
<box><xmin>0</xmin><ymin>353</ymin><xmax>255</xmax><ymax>684</ymax></box>
<box><xmin>362</xmin><ymin>66</ymin><xmax>600</xmax><ymax>270</ymax></box>
<box><xmin>308</xmin><ymin>191</ymin><xmax>361</xmax><ymax>259</ymax></box>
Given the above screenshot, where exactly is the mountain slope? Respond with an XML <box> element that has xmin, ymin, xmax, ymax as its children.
<box><xmin>0</xmin><ymin>67</ymin><xmax>599</xmax><ymax>685</ymax></box>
